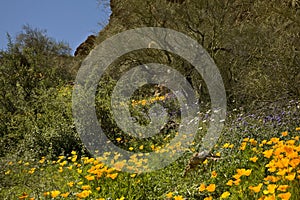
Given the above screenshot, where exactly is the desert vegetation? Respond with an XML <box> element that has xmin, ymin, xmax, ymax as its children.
<box><xmin>1</xmin><ymin>0</ymin><xmax>299</xmax><ymax>199</ymax></box>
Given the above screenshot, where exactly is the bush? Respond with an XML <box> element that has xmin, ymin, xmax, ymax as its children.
<box><xmin>0</xmin><ymin>25</ymin><xmax>84</xmax><ymax>158</ymax></box>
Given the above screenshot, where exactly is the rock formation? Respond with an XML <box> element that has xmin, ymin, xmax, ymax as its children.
<box><xmin>74</xmin><ymin>35</ymin><xmax>97</xmax><ymax>57</ymax></box>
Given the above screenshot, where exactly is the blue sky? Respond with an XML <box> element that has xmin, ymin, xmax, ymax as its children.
<box><xmin>0</xmin><ymin>0</ymin><xmax>111</xmax><ymax>54</ymax></box>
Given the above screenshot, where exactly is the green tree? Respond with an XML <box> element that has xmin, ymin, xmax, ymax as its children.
<box><xmin>97</xmin><ymin>0</ymin><xmax>300</xmax><ymax>109</ymax></box>
<box><xmin>0</xmin><ymin>25</ymin><xmax>80</xmax><ymax>157</ymax></box>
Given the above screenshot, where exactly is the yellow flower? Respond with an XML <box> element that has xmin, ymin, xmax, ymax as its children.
<box><xmin>286</xmin><ymin>140</ymin><xmax>295</xmax><ymax>145</ymax></box>
<box><xmin>263</xmin><ymin>184</ymin><xmax>277</xmax><ymax>194</ymax></box>
<box><xmin>71</xmin><ymin>155</ymin><xmax>77</xmax><ymax>162</ymax></box>
<box><xmin>203</xmin><ymin>159</ymin><xmax>208</xmax><ymax>165</ymax></box>
<box><xmin>206</xmin><ymin>184</ymin><xmax>216</xmax><ymax>192</ymax></box>
<box><xmin>96</xmin><ymin>187</ymin><xmax>101</xmax><ymax>191</ymax></box>
<box><xmin>117</xmin><ymin>197</ymin><xmax>125</xmax><ymax>200</ymax></box>
<box><xmin>270</xmin><ymin>137</ymin><xmax>280</xmax><ymax>143</ymax></box>
<box><xmin>277</xmin><ymin>192</ymin><xmax>291</xmax><ymax>200</ymax></box>
<box><xmin>51</xmin><ymin>190</ymin><xmax>61</xmax><ymax>198</ymax></box>
<box><xmin>277</xmin><ymin>169</ymin><xmax>288</xmax><ymax>176</ymax></box>
<box><xmin>281</xmin><ymin>131</ymin><xmax>288</xmax><ymax>136</ymax></box>
<box><xmin>139</xmin><ymin>145</ymin><xmax>144</xmax><ymax>150</ymax></box>
<box><xmin>226</xmin><ymin>180</ymin><xmax>233</xmax><ymax>186</ymax></box>
<box><xmin>83</xmin><ymin>157</ymin><xmax>95</xmax><ymax>164</ymax></box>
<box><xmin>59</xmin><ymin>156</ymin><xmax>65</xmax><ymax>160</ymax></box>
<box><xmin>141</xmin><ymin>99</ymin><xmax>147</xmax><ymax>106</ymax></box>
<box><xmin>130</xmin><ymin>174</ymin><xmax>137</xmax><ymax>178</ymax></box>
<box><xmin>267</xmin><ymin>166</ymin><xmax>277</xmax><ymax>173</ymax></box>
<box><xmin>67</xmin><ymin>165</ymin><xmax>73</xmax><ymax>170</ymax></box>
<box><xmin>220</xmin><ymin>191</ymin><xmax>230</xmax><ymax>199</ymax></box>
<box><xmin>76</xmin><ymin>190</ymin><xmax>92</xmax><ymax>198</ymax></box>
<box><xmin>250</xmin><ymin>156</ymin><xmax>258</xmax><ymax>162</ymax></box>
<box><xmin>211</xmin><ymin>171</ymin><xmax>217</xmax><ymax>178</ymax></box>
<box><xmin>28</xmin><ymin>168</ymin><xmax>35</xmax><ymax>174</ymax></box>
<box><xmin>223</xmin><ymin>143</ymin><xmax>230</xmax><ymax>148</ymax></box>
<box><xmin>285</xmin><ymin>173</ymin><xmax>296</xmax><ymax>181</ymax></box>
<box><xmin>283</xmin><ymin>145</ymin><xmax>294</xmax><ymax>154</ymax></box>
<box><xmin>244</xmin><ymin>169</ymin><xmax>252</xmax><ymax>176</ymax></box>
<box><xmin>236</xmin><ymin>168</ymin><xmax>252</xmax><ymax>176</ymax></box>
<box><xmin>295</xmin><ymin>127</ymin><xmax>300</xmax><ymax>131</ymax></box>
<box><xmin>67</xmin><ymin>182</ymin><xmax>74</xmax><ymax>187</ymax></box>
<box><xmin>289</xmin><ymin>158</ymin><xmax>300</xmax><ymax>168</ymax></box>
<box><xmin>249</xmin><ymin>138</ymin><xmax>257</xmax><ymax>146</ymax></box>
<box><xmin>267</xmin><ymin>140</ymin><xmax>273</xmax><ymax>145</ymax></box>
<box><xmin>159</xmin><ymin>96</ymin><xmax>165</xmax><ymax>101</ymax></box>
<box><xmin>264</xmin><ymin>175</ymin><xmax>280</xmax><ymax>183</ymax></box>
<box><xmin>60</xmin><ymin>160</ymin><xmax>67</xmax><ymax>166</ymax></box>
<box><xmin>58</xmin><ymin>167</ymin><xmax>63</xmax><ymax>173</ymax></box>
<box><xmin>39</xmin><ymin>157</ymin><xmax>45</xmax><ymax>164</ymax></box>
<box><xmin>277</xmin><ymin>185</ymin><xmax>289</xmax><ymax>192</ymax></box>
<box><xmin>277</xmin><ymin>158</ymin><xmax>290</xmax><ymax>168</ymax></box>
<box><xmin>5</xmin><ymin>170</ymin><xmax>11</xmax><ymax>175</ymax></box>
<box><xmin>215</xmin><ymin>152</ymin><xmax>221</xmax><ymax>157</ymax></box>
<box><xmin>199</xmin><ymin>183</ymin><xmax>206</xmax><ymax>192</ymax></box>
<box><xmin>60</xmin><ymin>192</ymin><xmax>70</xmax><ymax>198</ymax></box>
<box><xmin>82</xmin><ymin>185</ymin><xmax>91</xmax><ymax>190</ymax></box>
<box><xmin>204</xmin><ymin>197</ymin><xmax>213</xmax><ymax>200</ymax></box>
<box><xmin>85</xmin><ymin>175</ymin><xmax>95</xmax><ymax>181</ymax></box>
<box><xmin>71</xmin><ymin>150</ymin><xmax>76</xmax><ymax>155</ymax></box>
<box><xmin>107</xmin><ymin>173</ymin><xmax>118</xmax><ymax>179</ymax></box>
<box><xmin>174</xmin><ymin>195</ymin><xmax>184</xmax><ymax>200</ymax></box>
<box><xmin>166</xmin><ymin>192</ymin><xmax>173</xmax><ymax>198</ymax></box>
<box><xmin>249</xmin><ymin>183</ymin><xmax>263</xmax><ymax>193</ymax></box>
<box><xmin>252</xmin><ymin>147</ymin><xmax>258</xmax><ymax>152</ymax></box>
<box><xmin>129</xmin><ymin>147</ymin><xmax>134</xmax><ymax>151</ymax></box>
<box><xmin>263</xmin><ymin>149</ymin><xmax>274</xmax><ymax>158</ymax></box>
<box><xmin>239</xmin><ymin>142</ymin><xmax>247</xmax><ymax>150</ymax></box>
<box><xmin>233</xmin><ymin>179</ymin><xmax>241</xmax><ymax>186</ymax></box>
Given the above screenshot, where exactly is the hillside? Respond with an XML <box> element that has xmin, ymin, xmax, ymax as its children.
<box><xmin>89</xmin><ymin>0</ymin><xmax>300</xmax><ymax>108</ymax></box>
<box><xmin>0</xmin><ymin>0</ymin><xmax>300</xmax><ymax>199</ymax></box>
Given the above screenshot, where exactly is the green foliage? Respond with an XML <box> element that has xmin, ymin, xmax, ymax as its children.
<box><xmin>0</xmin><ymin>25</ymin><xmax>82</xmax><ymax>158</ymax></box>
<box><xmin>104</xmin><ymin>0</ymin><xmax>300</xmax><ymax>109</ymax></box>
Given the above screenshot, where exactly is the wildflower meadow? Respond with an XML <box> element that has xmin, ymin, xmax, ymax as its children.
<box><xmin>0</xmin><ymin>11</ymin><xmax>299</xmax><ymax>199</ymax></box>
<box><xmin>1</xmin><ymin>93</ymin><xmax>299</xmax><ymax>200</ymax></box>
